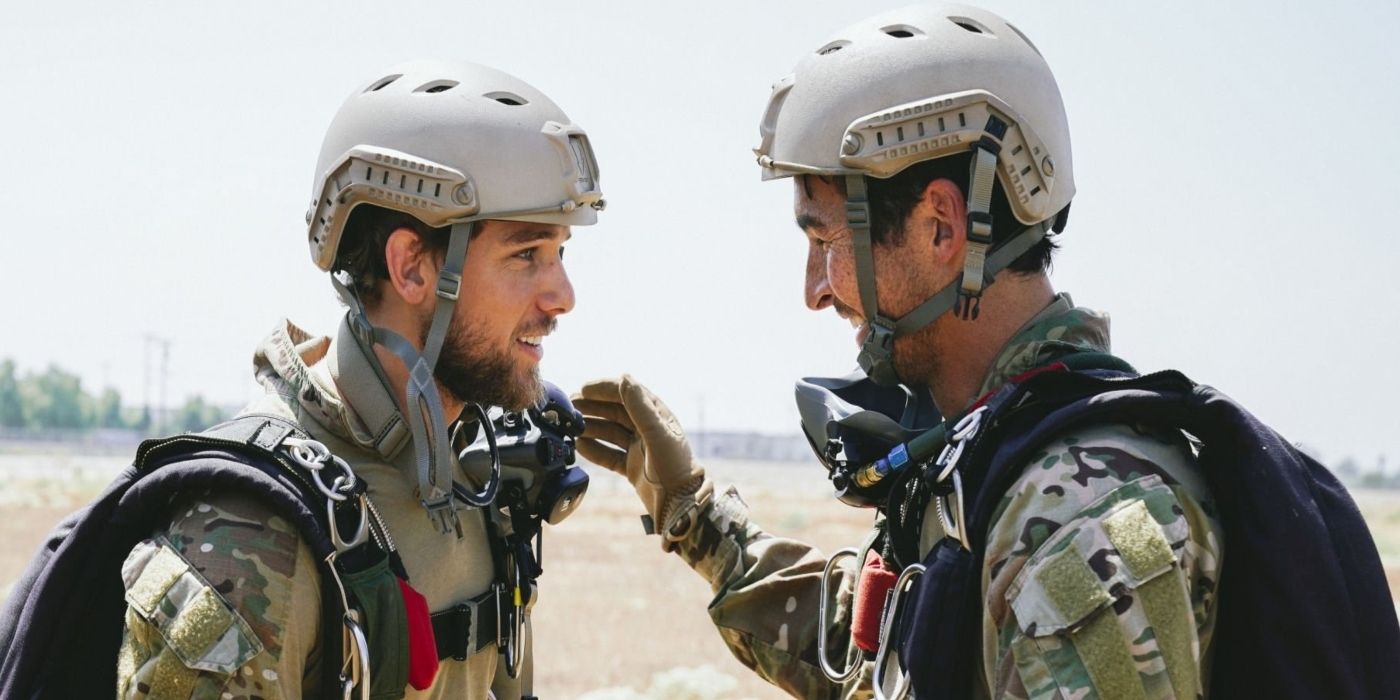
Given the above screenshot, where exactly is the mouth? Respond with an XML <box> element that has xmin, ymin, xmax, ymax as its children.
<box><xmin>515</xmin><ymin>334</ymin><xmax>545</xmax><ymax>362</ymax></box>
<box><xmin>840</xmin><ymin>313</ymin><xmax>868</xmax><ymax>347</ymax></box>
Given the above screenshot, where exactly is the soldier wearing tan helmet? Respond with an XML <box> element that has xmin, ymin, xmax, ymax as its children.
<box><xmin>116</xmin><ymin>60</ymin><xmax>602</xmax><ymax>698</ymax></box>
<box><xmin>576</xmin><ymin>4</ymin><xmax>1221</xmax><ymax>699</ymax></box>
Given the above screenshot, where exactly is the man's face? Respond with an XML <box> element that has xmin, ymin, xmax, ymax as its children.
<box><xmin>428</xmin><ymin>220</ymin><xmax>574</xmax><ymax>412</ymax></box>
<box><xmin>794</xmin><ymin>176</ymin><xmax>949</xmax><ymax>385</ymax></box>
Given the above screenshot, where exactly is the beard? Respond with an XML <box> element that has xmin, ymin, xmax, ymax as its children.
<box><xmin>425</xmin><ymin>314</ymin><xmax>553</xmax><ymax>412</ymax></box>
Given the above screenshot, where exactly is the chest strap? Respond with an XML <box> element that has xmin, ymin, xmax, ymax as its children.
<box><xmin>432</xmin><ymin>587</ymin><xmax>499</xmax><ymax>661</ymax></box>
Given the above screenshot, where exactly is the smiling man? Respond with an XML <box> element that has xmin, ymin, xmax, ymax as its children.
<box><xmin>113</xmin><ymin>60</ymin><xmax>602</xmax><ymax>699</ymax></box>
<box><xmin>575</xmin><ymin>9</ymin><xmax>1218</xmax><ymax>694</ymax></box>
<box><xmin>570</xmin><ymin>4</ymin><xmax>1395</xmax><ymax>700</ymax></box>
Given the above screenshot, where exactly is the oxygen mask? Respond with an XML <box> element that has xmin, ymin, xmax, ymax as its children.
<box><xmin>795</xmin><ymin>371</ymin><xmax>940</xmax><ymax>508</ymax></box>
<box><xmin>459</xmin><ymin>381</ymin><xmax>589</xmax><ymax>525</ymax></box>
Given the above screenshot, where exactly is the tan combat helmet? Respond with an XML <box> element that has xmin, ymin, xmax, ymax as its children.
<box><xmin>755</xmin><ymin>3</ymin><xmax>1073</xmax><ymax>385</ymax></box>
<box><xmin>305</xmin><ymin>60</ymin><xmax>604</xmax><ymax>530</ymax></box>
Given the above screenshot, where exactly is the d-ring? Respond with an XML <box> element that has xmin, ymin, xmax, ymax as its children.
<box><xmin>873</xmin><ymin>563</ymin><xmax>925</xmax><ymax>700</ymax></box>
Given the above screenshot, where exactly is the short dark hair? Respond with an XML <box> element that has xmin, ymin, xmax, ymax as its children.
<box><xmin>806</xmin><ymin>153</ymin><xmax>1063</xmax><ymax>274</ymax></box>
<box><xmin>332</xmin><ymin>205</ymin><xmax>451</xmax><ymax>307</ymax></box>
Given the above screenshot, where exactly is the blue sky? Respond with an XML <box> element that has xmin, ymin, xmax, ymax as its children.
<box><xmin>2</xmin><ymin>0</ymin><xmax>1397</xmax><ymax>468</ymax></box>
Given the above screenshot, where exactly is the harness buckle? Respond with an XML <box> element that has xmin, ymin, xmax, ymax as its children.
<box><xmin>436</xmin><ymin>270</ymin><xmax>462</xmax><ymax>301</ymax></box>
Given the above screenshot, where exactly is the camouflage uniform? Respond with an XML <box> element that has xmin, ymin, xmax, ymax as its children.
<box><xmin>672</xmin><ymin>295</ymin><xmax>1225</xmax><ymax>699</ymax></box>
<box><xmin>116</xmin><ymin>318</ymin><xmax>526</xmax><ymax>699</ymax></box>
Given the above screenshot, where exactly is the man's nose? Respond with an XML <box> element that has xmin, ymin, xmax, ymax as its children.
<box><xmin>804</xmin><ymin>243</ymin><xmax>833</xmax><ymax>311</ymax></box>
<box><xmin>541</xmin><ymin>262</ymin><xmax>576</xmax><ymax>316</ymax></box>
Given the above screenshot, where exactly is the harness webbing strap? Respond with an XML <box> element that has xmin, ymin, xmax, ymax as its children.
<box><xmin>431</xmin><ymin>587</ymin><xmax>499</xmax><ymax>661</ymax></box>
<box><xmin>330</xmin><ymin>222</ymin><xmax>477</xmax><ymax>533</ymax></box>
<box><xmin>844</xmin><ymin>141</ymin><xmax>1051</xmax><ymax>385</ymax></box>
<box><xmin>846</xmin><ymin>174</ymin><xmax>878</xmax><ymax>326</ymax></box>
<box><xmin>959</xmin><ymin>145</ymin><xmax>999</xmax><ymax>304</ymax></box>
<box><xmin>848</xmin><ymin>174</ymin><xmax>900</xmax><ymax>386</ymax></box>
<box><xmin>891</xmin><ymin>220</ymin><xmax>1048</xmax><ymax>336</ymax></box>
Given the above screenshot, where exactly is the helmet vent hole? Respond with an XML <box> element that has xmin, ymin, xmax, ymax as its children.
<box><xmin>881</xmin><ymin>24</ymin><xmax>924</xmax><ymax>39</ymax></box>
<box><xmin>816</xmin><ymin>40</ymin><xmax>850</xmax><ymax>55</ymax></box>
<box><xmin>959</xmin><ymin>112</ymin><xmax>967</xmax><ymax>128</ymax></box>
<box><xmin>1029</xmin><ymin>186</ymin><xmax>1042</xmax><ymax>197</ymax></box>
<box><xmin>365</xmin><ymin>74</ymin><xmax>401</xmax><ymax>93</ymax></box>
<box><xmin>415</xmin><ymin>80</ymin><xmax>459</xmax><ymax>94</ymax></box>
<box><xmin>1011</xmin><ymin>144</ymin><xmax>1024</xmax><ymax>156</ymax></box>
<box><xmin>949</xmin><ymin>17</ymin><xmax>993</xmax><ymax>36</ymax></box>
<box><xmin>485</xmin><ymin>91</ymin><xmax>529</xmax><ymax>106</ymax></box>
<box><xmin>876</xmin><ymin>132</ymin><xmax>885</xmax><ymax>147</ymax></box>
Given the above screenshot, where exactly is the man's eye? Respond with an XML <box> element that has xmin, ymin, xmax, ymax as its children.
<box><xmin>515</xmin><ymin>248</ymin><xmax>536</xmax><ymax>261</ymax></box>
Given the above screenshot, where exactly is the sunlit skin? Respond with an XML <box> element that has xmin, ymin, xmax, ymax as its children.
<box><xmin>366</xmin><ymin>220</ymin><xmax>575</xmax><ymax>420</ymax></box>
<box><xmin>795</xmin><ymin>175</ymin><xmax>1055</xmax><ymax>415</ymax></box>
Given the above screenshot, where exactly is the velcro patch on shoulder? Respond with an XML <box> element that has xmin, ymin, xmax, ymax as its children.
<box><xmin>1006</xmin><ymin>475</ymin><xmax>1188</xmax><ymax>636</ymax></box>
<box><xmin>123</xmin><ymin>537</ymin><xmax>264</xmax><ymax>673</ymax></box>
<box><xmin>1102</xmin><ymin>499</ymin><xmax>1175</xmax><ymax>580</ymax></box>
<box><xmin>1034</xmin><ymin>546</ymin><xmax>1112</xmax><ymax>625</ymax></box>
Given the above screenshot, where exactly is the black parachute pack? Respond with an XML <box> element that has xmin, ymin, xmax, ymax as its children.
<box><xmin>0</xmin><ymin>414</ymin><xmax>383</xmax><ymax>699</ymax></box>
<box><xmin>887</xmin><ymin>358</ymin><xmax>1400</xmax><ymax>700</ymax></box>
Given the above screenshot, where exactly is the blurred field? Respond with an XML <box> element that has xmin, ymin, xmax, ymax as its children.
<box><xmin>2</xmin><ymin>452</ymin><xmax>1398</xmax><ymax>698</ymax></box>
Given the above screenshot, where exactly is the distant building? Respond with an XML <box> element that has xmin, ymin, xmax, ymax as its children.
<box><xmin>693</xmin><ymin>431</ymin><xmax>812</xmax><ymax>462</ymax></box>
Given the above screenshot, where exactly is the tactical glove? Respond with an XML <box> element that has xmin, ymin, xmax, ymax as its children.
<box><xmin>573</xmin><ymin>375</ymin><xmax>709</xmax><ymax>547</ymax></box>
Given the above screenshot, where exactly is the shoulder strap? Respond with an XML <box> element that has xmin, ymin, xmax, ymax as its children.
<box><xmin>0</xmin><ymin>414</ymin><xmax>356</xmax><ymax>699</ymax></box>
<box><xmin>940</xmin><ymin>368</ymin><xmax>1400</xmax><ymax>700</ymax></box>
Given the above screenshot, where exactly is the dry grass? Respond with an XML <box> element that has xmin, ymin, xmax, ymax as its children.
<box><xmin>2</xmin><ymin>455</ymin><xmax>1398</xmax><ymax>698</ymax></box>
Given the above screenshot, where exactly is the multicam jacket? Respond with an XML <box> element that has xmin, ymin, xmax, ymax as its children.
<box><xmin>116</xmin><ymin>318</ymin><xmax>526</xmax><ymax>700</ymax></box>
<box><xmin>672</xmin><ymin>295</ymin><xmax>1225</xmax><ymax>699</ymax></box>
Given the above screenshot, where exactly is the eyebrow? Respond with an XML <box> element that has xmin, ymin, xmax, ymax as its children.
<box><xmin>504</xmin><ymin>228</ymin><xmax>571</xmax><ymax>245</ymax></box>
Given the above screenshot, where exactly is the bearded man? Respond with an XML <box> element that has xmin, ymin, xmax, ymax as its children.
<box><xmin>113</xmin><ymin>60</ymin><xmax>602</xmax><ymax>699</ymax></box>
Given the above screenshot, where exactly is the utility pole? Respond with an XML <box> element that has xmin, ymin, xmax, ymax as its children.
<box><xmin>143</xmin><ymin>334</ymin><xmax>171</xmax><ymax>434</ymax></box>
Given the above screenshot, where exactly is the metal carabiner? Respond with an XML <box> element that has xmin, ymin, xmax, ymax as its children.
<box><xmin>340</xmin><ymin>610</ymin><xmax>371</xmax><ymax>700</ymax></box>
<box><xmin>328</xmin><ymin>493</ymin><xmax>370</xmax><ymax>552</ymax></box>
<box><xmin>934</xmin><ymin>470</ymin><xmax>968</xmax><ymax>551</ymax></box>
<box><xmin>873</xmin><ymin>563</ymin><xmax>926</xmax><ymax>700</ymax></box>
<box><xmin>817</xmin><ymin>547</ymin><xmax>863</xmax><ymax>683</ymax></box>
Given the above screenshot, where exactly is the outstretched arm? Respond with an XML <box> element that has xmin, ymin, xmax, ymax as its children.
<box><xmin>575</xmin><ymin>375</ymin><xmax>870</xmax><ymax>699</ymax></box>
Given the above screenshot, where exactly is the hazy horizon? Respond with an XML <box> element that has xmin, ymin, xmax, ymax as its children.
<box><xmin>2</xmin><ymin>0</ymin><xmax>1397</xmax><ymax>470</ymax></box>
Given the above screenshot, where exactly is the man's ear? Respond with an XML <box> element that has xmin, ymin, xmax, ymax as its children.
<box><xmin>383</xmin><ymin>227</ymin><xmax>435</xmax><ymax>306</ymax></box>
<box><xmin>916</xmin><ymin>178</ymin><xmax>967</xmax><ymax>265</ymax></box>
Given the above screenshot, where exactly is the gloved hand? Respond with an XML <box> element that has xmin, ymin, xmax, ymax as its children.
<box><xmin>573</xmin><ymin>375</ymin><xmax>708</xmax><ymax>540</ymax></box>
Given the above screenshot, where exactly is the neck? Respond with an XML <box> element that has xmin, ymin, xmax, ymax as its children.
<box><xmin>372</xmin><ymin>345</ymin><xmax>465</xmax><ymax>423</ymax></box>
<box><xmin>919</xmin><ymin>272</ymin><xmax>1055</xmax><ymax>416</ymax></box>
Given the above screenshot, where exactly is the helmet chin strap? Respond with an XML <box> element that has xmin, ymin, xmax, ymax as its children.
<box><xmin>846</xmin><ymin>126</ymin><xmax>1051</xmax><ymax>387</ymax></box>
<box><xmin>333</xmin><ymin>221</ymin><xmax>501</xmax><ymax>536</ymax></box>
